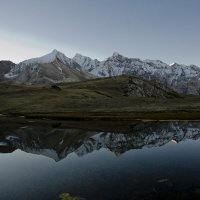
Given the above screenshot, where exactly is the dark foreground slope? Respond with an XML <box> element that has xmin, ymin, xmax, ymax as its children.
<box><xmin>0</xmin><ymin>61</ymin><xmax>16</xmax><ymax>82</ymax></box>
<box><xmin>0</xmin><ymin>76</ymin><xmax>200</xmax><ymax>120</ymax></box>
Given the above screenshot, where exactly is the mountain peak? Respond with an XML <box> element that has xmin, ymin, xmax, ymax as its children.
<box><xmin>20</xmin><ymin>49</ymin><xmax>70</xmax><ymax>65</ymax></box>
<box><xmin>74</xmin><ymin>53</ymin><xmax>83</xmax><ymax>57</ymax></box>
<box><xmin>170</xmin><ymin>62</ymin><xmax>178</xmax><ymax>67</ymax></box>
<box><xmin>48</xmin><ymin>49</ymin><xmax>66</xmax><ymax>58</ymax></box>
<box><xmin>51</xmin><ymin>49</ymin><xmax>63</xmax><ymax>56</ymax></box>
<box><xmin>52</xmin><ymin>49</ymin><xmax>59</xmax><ymax>53</ymax></box>
<box><xmin>112</xmin><ymin>52</ymin><xmax>122</xmax><ymax>58</ymax></box>
<box><xmin>73</xmin><ymin>53</ymin><xmax>93</xmax><ymax>61</ymax></box>
<box><xmin>105</xmin><ymin>52</ymin><xmax>124</xmax><ymax>62</ymax></box>
<box><xmin>73</xmin><ymin>53</ymin><xmax>96</xmax><ymax>67</ymax></box>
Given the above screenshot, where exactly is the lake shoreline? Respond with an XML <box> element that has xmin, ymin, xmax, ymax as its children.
<box><xmin>4</xmin><ymin>110</ymin><xmax>200</xmax><ymax>121</ymax></box>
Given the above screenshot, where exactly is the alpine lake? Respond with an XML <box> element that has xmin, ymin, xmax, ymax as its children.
<box><xmin>1</xmin><ymin>116</ymin><xmax>200</xmax><ymax>200</ymax></box>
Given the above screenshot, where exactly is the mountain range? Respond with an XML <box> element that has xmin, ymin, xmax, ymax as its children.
<box><xmin>1</xmin><ymin>49</ymin><xmax>200</xmax><ymax>94</ymax></box>
<box><xmin>73</xmin><ymin>52</ymin><xmax>200</xmax><ymax>95</ymax></box>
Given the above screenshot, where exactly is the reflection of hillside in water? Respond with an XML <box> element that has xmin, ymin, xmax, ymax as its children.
<box><xmin>0</xmin><ymin>120</ymin><xmax>200</xmax><ymax>161</ymax></box>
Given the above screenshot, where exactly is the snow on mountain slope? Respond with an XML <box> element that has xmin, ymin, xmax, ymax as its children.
<box><xmin>21</xmin><ymin>49</ymin><xmax>71</xmax><ymax>65</ymax></box>
<box><xmin>5</xmin><ymin>50</ymin><xmax>94</xmax><ymax>84</ymax></box>
<box><xmin>73</xmin><ymin>53</ymin><xmax>200</xmax><ymax>94</ymax></box>
<box><xmin>3</xmin><ymin>50</ymin><xmax>200</xmax><ymax>94</ymax></box>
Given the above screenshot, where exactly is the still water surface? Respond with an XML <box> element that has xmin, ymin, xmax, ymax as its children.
<box><xmin>0</xmin><ymin>118</ymin><xmax>200</xmax><ymax>200</ymax></box>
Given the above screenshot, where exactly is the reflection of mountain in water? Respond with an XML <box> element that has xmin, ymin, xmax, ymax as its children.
<box><xmin>0</xmin><ymin>120</ymin><xmax>200</xmax><ymax>161</ymax></box>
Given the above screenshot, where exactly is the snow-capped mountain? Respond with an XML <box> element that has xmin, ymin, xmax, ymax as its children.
<box><xmin>2</xmin><ymin>50</ymin><xmax>200</xmax><ymax>94</ymax></box>
<box><xmin>0</xmin><ymin>121</ymin><xmax>200</xmax><ymax>161</ymax></box>
<box><xmin>73</xmin><ymin>53</ymin><xmax>200</xmax><ymax>94</ymax></box>
<box><xmin>21</xmin><ymin>49</ymin><xmax>71</xmax><ymax>65</ymax></box>
<box><xmin>4</xmin><ymin>50</ymin><xmax>94</xmax><ymax>84</ymax></box>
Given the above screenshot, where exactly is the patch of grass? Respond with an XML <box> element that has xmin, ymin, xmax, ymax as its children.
<box><xmin>1</xmin><ymin>77</ymin><xmax>200</xmax><ymax>120</ymax></box>
<box><xmin>59</xmin><ymin>193</ymin><xmax>84</xmax><ymax>200</ymax></box>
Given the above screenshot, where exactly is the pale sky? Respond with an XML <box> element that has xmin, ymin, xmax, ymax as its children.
<box><xmin>0</xmin><ymin>0</ymin><xmax>200</xmax><ymax>65</ymax></box>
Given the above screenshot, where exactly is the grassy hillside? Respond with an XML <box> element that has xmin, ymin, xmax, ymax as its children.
<box><xmin>0</xmin><ymin>76</ymin><xmax>200</xmax><ymax>120</ymax></box>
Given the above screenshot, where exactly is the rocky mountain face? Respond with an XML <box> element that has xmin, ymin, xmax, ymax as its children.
<box><xmin>0</xmin><ymin>61</ymin><xmax>16</xmax><ymax>82</ymax></box>
<box><xmin>73</xmin><ymin>53</ymin><xmax>200</xmax><ymax>95</ymax></box>
<box><xmin>0</xmin><ymin>120</ymin><xmax>199</xmax><ymax>161</ymax></box>
<box><xmin>125</xmin><ymin>76</ymin><xmax>179</xmax><ymax>97</ymax></box>
<box><xmin>4</xmin><ymin>50</ymin><xmax>94</xmax><ymax>84</ymax></box>
<box><xmin>69</xmin><ymin>75</ymin><xmax>180</xmax><ymax>98</ymax></box>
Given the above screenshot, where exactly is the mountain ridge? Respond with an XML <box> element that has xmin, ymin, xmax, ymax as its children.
<box><xmin>2</xmin><ymin>49</ymin><xmax>200</xmax><ymax>94</ymax></box>
<box><xmin>73</xmin><ymin>52</ymin><xmax>200</xmax><ymax>95</ymax></box>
